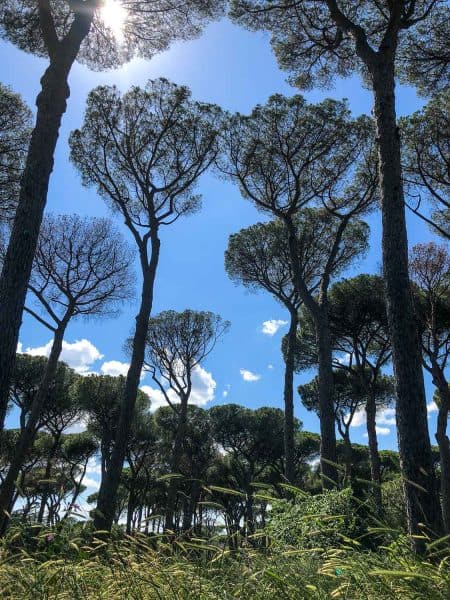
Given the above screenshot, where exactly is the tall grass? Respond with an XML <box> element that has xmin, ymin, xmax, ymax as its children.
<box><xmin>0</xmin><ymin>523</ymin><xmax>449</xmax><ymax>599</ymax></box>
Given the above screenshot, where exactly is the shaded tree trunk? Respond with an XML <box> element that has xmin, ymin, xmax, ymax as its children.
<box><xmin>366</xmin><ymin>389</ymin><xmax>383</xmax><ymax>512</ymax></box>
<box><xmin>314</xmin><ymin>309</ymin><xmax>338</xmax><ymax>489</ymax></box>
<box><xmin>0</xmin><ymin>321</ymin><xmax>67</xmax><ymax>535</ymax></box>
<box><xmin>433</xmin><ymin>375</ymin><xmax>450</xmax><ymax>533</ymax></box>
<box><xmin>371</xmin><ymin>59</ymin><xmax>442</xmax><ymax>542</ymax></box>
<box><xmin>166</xmin><ymin>397</ymin><xmax>188</xmax><ymax>532</ymax></box>
<box><xmin>94</xmin><ymin>234</ymin><xmax>160</xmax><ymax>532</ymax></box>
<box><xmin>0</xmin><ymin>13</ymin><xmax>94</xmax><ymax>432</ymax></box>
<box><xmin>283</xmin><ymin>308</ymin><xmax>298</xmax><ymax>483</ymax></box>
<box><xmin>284</xmin><ymin>218</ymin><xmax>337</xmax><ymax>489</ymax></box>
<box><xmin>37</xmin><ymin>431</ymin><xmax>62</xmax><ymax>524</ymax></box>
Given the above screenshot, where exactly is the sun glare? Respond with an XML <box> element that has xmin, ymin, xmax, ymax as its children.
<box><xmin>100</xmin><ymin>0</ymin><xmax>127</xmax><ymax>44</ymax></box>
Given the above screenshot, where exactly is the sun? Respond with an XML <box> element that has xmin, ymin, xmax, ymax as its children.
<box><xmin>100</xmin><ymin>0</ymin><xmax>127</xmax><ymax>43</ymax></box>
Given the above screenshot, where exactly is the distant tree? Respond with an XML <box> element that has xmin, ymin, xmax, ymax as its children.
<box><xmin>0</xmin><ymin>215</ymin><xmax>132</xmax><ymax>534</ymax></box>
<box><xmin>209</xmin><ymin>404</ymin><xmax>292</xmax><ymax>537</ymax></box>
<box><xmin>293</xmin><ymin>275</ymin><xmax>394</xmax><ymax>508</ymax></box>
<box><xmin>218</xmin><ymin>94</ymin><xmax>376</xmax><ymax>489</ymax></box>
<box><xmin>0</xmin><ymin>0</ymin><xmax>225</xmax><ymax>425</ymax></box>
<box><xmin>299</xmin><ymin>370</ymin><xmax>365</xmax><ymax>485</ymax></box>
<box><xmin>410</xmin><ymin>242</ymin><xmax>450</xmax><ymax>531</ymax></box>
<box><xmin>401</xmin><ymin>90</ymin><xmax>449</xmax><ymax>239</ymax></box>
<box><xmin>229</xmin><ymin>0</ymin><xmax>447</xmax><ymax>542</ymax></box>
<box><xmin>70</xmin><ymin>80</ymin><xmax>222</xmax><ymax>532</ymax></box>
<box><xmin>143</xmin><ymin>309</ymin><xmax>229</xmax><ymax>530</ymax></box>
<box><xmin>154</xmin><ymin>405</ymin><xmax>217</xmax><ymax>533</ymax></box>
<box><xmin>0</xmin><ymin>83</ymin><xmax>31</xmax><ymax>226</ymax></box>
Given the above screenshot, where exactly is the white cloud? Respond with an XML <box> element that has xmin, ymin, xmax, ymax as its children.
<box><xmin>17</xmin><ymin>342</ymin><xmax>23</xmax><ymax>353</ymax></box>
<box><xmin>261</xmin><ymin>319</ymin><xmax>288</xmax><ymax>336</ymax></box>
<box><xmin>427</xmin><ymin>401</ymin><xmax>438</xmax><ymax>414</ymax></box>
<box><xmin>85</xmin><ymin>459</ymin><xmax>102</xmax><ymax>476</ymax></box>
<box><xmin>222</xmin><ymin>384</ymin><xmax>231</xmax><ymax>398</ymax></box>
<box><xmin>100</xmin><ymin>360</ymin><xmax>129</xmax><ymax>377</ymax></box>
<box><xmin>364</xmin><ymin>426</ymin><xmax>391</xmax><ymax>437</ymax></box>
<box><xmin>23</xmin><ymin>339</ymin><xmax>103</xmax><ymax>374</ymax></box>
<box><xmin>267</xmin><ymin>364</ymin><xmax>274</xmax><ymax>370</ymax></box>
<box><xmin>240</xmin><ymin>369</ymin><xmax>261</xmax><ymax>382</ymax></box>
<box><xmin>77</xmin><ymin>475</ymin><xmax>100</xmax><ymax>491</ymax></box>
<box><xmin>377</xmin><ymin>408</ymin><xmax>396</xmax><ymax>425</ymax></box>
<box><xmin>141</xmin><ymin>365</ymin><xmax>216</xmax><ymax>412</ymax></box>
<box><xmin>66</xmin><ymin>417</ymin><xmax>88</xmax><ymax>434</ymax></box>
<box><xmin>351</xmin><ymin>406</ymin><xmax>396</xmax><ymax>429</ymax></box>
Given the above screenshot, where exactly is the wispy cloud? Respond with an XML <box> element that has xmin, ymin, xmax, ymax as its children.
<box><xmin>240</xmin><ymin>369</ymin><xmax>261</xmax><ymax>382</ymax></box>
<box><xmin>261</xmin><ymin>319</ymin><xmax>288</xmax><ymax>336</ymax></box>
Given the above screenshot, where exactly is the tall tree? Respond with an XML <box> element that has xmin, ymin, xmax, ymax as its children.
<box><xmin>70</xmin><ymin>80</ymin><xmax>222</xmax><ymax>532</ymax></box>
<box><xmin>410</xmin><ymin>242</ymin><xmax>450</xmax><ymax>531</ymax></box>
<box><xmin>143</xmin><ymin>309</ymin><xmax>229</xmax><ymax>530</ymax></box>
<box><xmin>0</xmin><ymin>83</ymin><xmax>31</xmax><ymax>227</ymax></box>
<box><xmin>218</xmin><ymin>95</ymin><xmax>376</xmax><ymax>488</ymax></box>
<box><xmin>230</xmin><ymin>0</ymin><xmax>446</xmax><ymax>542</ymax></box>
<box><xmin>0</xmin><ymin>0</ymin><xmax>225</xmax><ymax>436</ymax></box>
<box><xmin>225</xmin><ymin>219</ymin><xmax>309</xmax><ymax>483</ymax></box>
<box><xmin>0</xmin><ymin>214</ymin><xmax>132</xmax><ymax>533</ymax></box>
<box><xmin>401</xmin><ymin>90</ymin><xmax>449</xmax><ymax>239</ymax></box>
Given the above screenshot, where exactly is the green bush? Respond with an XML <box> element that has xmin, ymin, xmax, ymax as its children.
<box><xmin>266</xmin><ymin>488</ymin><xmax>359</xmax><ymax>549</ymax></box>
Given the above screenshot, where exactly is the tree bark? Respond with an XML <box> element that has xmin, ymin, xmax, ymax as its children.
<box><xmin>0</xmin><ymin>321</ymin><xmax>67</xmax><ymax>535</ymax></box>
<box><xmin>366</xmin><ymin>389</ymin><xmax>383</xmax><ymax>512</ymax></box>
<box><xmin>434</xmin><ymin>377</ymin><xmax>450</xmax><ymax>533</ymax></box>
<box><xmin>284</xmin><ymin>218</ymin><xmax>338</xmax><ymax>489</ymax></box>
<box><xmin>0</xmin><ymin>13</ymin><xmax>94</xmax><ymax>432</ymax></box>
<box><xmin>283</xmin><ymin>309</ymin><xmax>298</xmax><ymax>483</ymax></box>
<box><xmin>314</xmin><ymin>309</ymin><xmax>338</xmax><ymax>489</ymax></box>
<box><xmin>165</xmin><ymin>397</ymin><xmax>188</xmax><ymax>532</ymax></box>
<box><xmin>371</xmin><ymin>60</ymin><xmax>442</xmax><ymax>541</ymax></box>
<box><xmin>94</xmin><ymin>235</ymin><xmax>161</xmax><ymax>532</ymax></box>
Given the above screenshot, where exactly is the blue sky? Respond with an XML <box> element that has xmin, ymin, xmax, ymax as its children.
<box><xmin>1</xmin><ymin>16</ymin><xmax>441</xmax><ymax>467</ymax></box>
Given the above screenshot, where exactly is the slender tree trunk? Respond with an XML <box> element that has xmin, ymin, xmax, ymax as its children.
<box><xmin>342</xmin><ymin>430</ymin><xmax>353</xmax><ymax>486</ymax></box>
<box><xmin>371</xmin><ymin>60</ymin><xmax>442</xmax><ymax>541</ymax></box>
<box><xmin>166</xmin><ymin>398</ymin><xmax>188</xmax><ymax>532</ymax></box>
<box><xmin>37</xmin><ymin>432</ymin><xmax>61</xmax><ymax>524</ymax></box>
<box><xmin>283</xmin><ymin>308</ymin><xmax>298</xmax><ymax>483</ymax></box>
<box><xmin>182</xmin><ymin>479</ymin><xmax>200</xmax><ymax>532</ymax></box>
<box><xmin>126</xmin><ymin>487</ymin><xmax>135</xmax><ymax>534</ymax></box>
<box><xmin>0</xmin><ymin>322</ymin><xmax>67</xmax><ymax>535</ymax></box>
<box><xmin>0</xmin><ymin>15</ymin><xmax>94</xmax><ymax>432</ymax></box>
<box><xmin>94</xmin><ymin>235</ymin><xmax>160</xmax><ymax>532</ymax></box>
<box><xmin>284</xmin><ymin>218</ymin><xmax>337</xmax><ymax>489</ymax></box>
<box><xmin>434</xmin><ymin>381</ymin><xmax>450</xmax><ymax>533</ymax></box>
<box><xmin>366</xmin><ymin>389</ymin><xmax>383</xmax><ymax>512</ymax></box>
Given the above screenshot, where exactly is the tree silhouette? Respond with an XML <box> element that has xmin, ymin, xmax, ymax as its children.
<box><xmin>143</xmin><ymin>309</ymin><xmax>229</xmax><ymax>530</ymax></box>
<box><xmin>229</xmin><ymin>0</ymin><xmax>446</xmax><ymax>542</ymax></box>
<box><xmin>70</xmin><ymin>79</ymin><xmax>222</xmax><ymax>532</ymax></box>
<box><xmin>0</xmin><ymin>214</ymin><xmax>132</xmax><ymax>533</ymax></box>
<box><xmin>218</xmin><ymin>94</ymin><xmax>376</xmax><ymax>489</ymax></box>
<box><xmin>0</xmin><ymin>0</ymin><xmax>225</xmax><ymax>438</ymax></box>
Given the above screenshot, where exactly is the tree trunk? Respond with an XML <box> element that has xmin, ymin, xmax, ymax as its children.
<box><xmin>166</xmin><ymin>398</ymin><xmax>188</xmax><ymax>532</ymax></box>
<box><xmin>37</xmin><ymin>432</ymin><xmax>62</xmax><ymax>524</ymax></box>
<box><xmin>434</xmin><ymin>380</ymin><xmax>450</xmax><ymax>533</ymax></box>
<box><xmin>314</xmin><ymin>310</ymin><xmax>338</xmax><ymax>489</ymax></box>
<box><xmin>366</xmin><ymin>389</ymin><xmax>382</xmax><ymax>512</ymax></box>
<box><xmin>284</xmin><ymin>218</ymin><xmax>337</xmax><ymax>489</ymax></box>
<box><xmin>283</xmin><ymin>309</ymin><xmax>298</xmax><ymax>483</ymax></box>
<box><xmin>94</xmin><ymin>235</ymin><xmax>160</xmax><ymax>532</ymax></box>
<box><xmin>371</xmin><ymin>60</ymin><xmax>442</xmax><ymax>541</ymax></box>
<box><xmin>342</xmin><ymin>430</ymin><xmax>353</xmax><ymax>486</ymax></box>
<box><xmin>0</xmin><ymin>15</ymin><xmax>94</xmax><ymax>432</ymax></box>
<box><xmin>0</xmin><ymin>322</ymin><xmax>67</xmax><ymax>535</ymax></box>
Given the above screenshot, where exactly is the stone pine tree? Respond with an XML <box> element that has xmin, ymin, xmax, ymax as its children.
<box><xmin>70</xmin><ymin>80</ymin><xmax>222</xmax><ymax>532</ymax></box>
<box><xmin>143</xmin><ymin>309</ymin><xmax>229</xmax><ymax>531</ymax></box>
<box><xmin>401</xmin><ymin>90</ymin><xmax>449</xmax><ymax>239</ymax></box>
<box><xmin>218</xmin><ymin>95</ymin><xmax>376</xmax><ymax>488</ymax></box>
<box><xmin>0</xmin><ymin>83</ymin><xmax>31</xmax><ymax>227</ymax></box>
<box><xmin>0</xmin><ymin>214</ymin><xmax>132</xmax><ymax>534</ymax></box>
<box><xmin>230</xmin><ymin>0</ymin><xmax>447</xmax><ymax>542</ymax></box>
<box><xmin>225</xmin><ymin>220</ymin><xmax>306</xmax><ymax>484</ymax></box>
<box><xmin>410</xmin><ymin>242</ymin><xmax>450</xmax><ymax>532</ymax></box>
<box><xmin>0</xmin><ymin>0</ymin><xmax>225</xmax><ymax>436</ymax></box>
